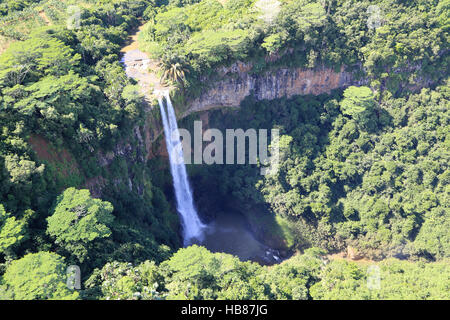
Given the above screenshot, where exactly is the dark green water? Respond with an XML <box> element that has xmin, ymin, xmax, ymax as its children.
<box><xmin>196</xmin><ymin>211</ymin><xmax>281</xmax><ymax>265</ymax></box>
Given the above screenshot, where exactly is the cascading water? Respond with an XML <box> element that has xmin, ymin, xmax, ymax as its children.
<box><xmin>158</xmin><ymin>92</ymin><xmax>205</xmax><ymax>245</ymax></box>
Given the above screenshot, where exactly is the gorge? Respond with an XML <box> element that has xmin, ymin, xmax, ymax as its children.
<box><xmin>114</xmin><ymin>2</ymin><xmax>445</xmax><ymax>264</ymax></box>
<box><xmin>118</xmin><ymin>29</ymin><xmax>360</xmax><ymax>264</ymax></box>
<box><xmin>1</xmin><ymin>0</ymin><xmax>448</xmax><ymax>301</ymax></box>
<box><xmin>156</xmin><ymin>88</ymin><xmax>282</xmax><ymax>264</ymax></box>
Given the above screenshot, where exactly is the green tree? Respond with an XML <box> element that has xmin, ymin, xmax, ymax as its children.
<box><xmin>85</xmin><ymin>260</ymin><xmax>164</xmax><ymax>300</ymax></box>
<box><xmin>158</xmin><ymin>60</ymin><xmax>189</xmax><ymax>87</ymax></box>
<box><xmin>310</xmin><ymin>258</ymin><xmax>450</xmax><ymax>300</ymax></box>
<box><xmin>0</xmin><ymin>204</ymin><xmax>25</xmax><ymax>257</ymax></box>
<box><xmin>340</xmin><ymin>86</ymin><xmax>376</xmax><ymax>129</ymax></box>
<box><xmin>0</xmin><ymin>37</ymin><xmax>80</xmax><ymax>86</ymax></box>
<box><xmin>262</xmin><ymin>31</ymin><xmax>289</xmax><ymax>55</ymax></box>
<box><xmin>263</xmin><ymin>248</ymin><xmax>325</xmax><ymax>299</ymax></box>
<box><xmin>46</xmin><ymin>188</ymin><xmax>114</xmax><ymax>261</ymax></box>
<box><xmin>412</xmin><ymin>208</ymin><xmax>450</xmax><ymax>260</ymax></box>
<box><xmin>160</xmin><ymin>245</ymin><xmax>266</xmax><ymax>300</ymax></box>
<box><xmin>3</xmin><ymin>252</ymin><xmax>79</xmax><ymax>300</ymax></box>
<box><xmin>310</xmin><ymin>260</ymin><xmax>370</xmax><ymax>300</ymax></box>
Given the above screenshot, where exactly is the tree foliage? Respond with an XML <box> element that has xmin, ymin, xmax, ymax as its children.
<box><xmin>0</xmin><ymin>0</ymin><xmax>448</xmax><ymax>301</ymax></box>
<box><xmin>84</xmin><ymin>246</ymin><xmax>449</xmax><ymax>300</ymax></box>
<box><xmin>2</xmin><ymin>252</ymin><xmax>79</xmax><ymax>300</ymax></box>
<box><xmin>140</xmin><ymin>0</ymin><xmax>448</xmax><ymax>96</ymax></box>
<box><xmin>192</xmin><ymin>84</ymin><xmax>449</xmax><ymax>261</ymax></box>
<box><xmin>47</xmin><ymin>188</ymin><xmax>114</xmax><ymax>261</ymax></box>
<box><xmin>0</xmin><ymin>204</ymin><xmax>25</xmax><ymax>257</ymax></box>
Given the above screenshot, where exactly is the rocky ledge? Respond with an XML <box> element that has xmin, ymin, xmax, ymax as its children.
<box><xmin>184</xmin><ymin>62</ymin><xmax>357</xmax><ymax>116</ymax></box>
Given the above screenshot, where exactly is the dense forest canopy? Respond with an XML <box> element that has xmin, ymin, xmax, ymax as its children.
<box><xmin>0</xmin><ymin>0</ymin><xmax>449</xmax><ymax>300</ymax></box>
<box><xmin>0</xmin><ymin>0</ymin><xmax>179</xmax><ymax>292</ymax></box>
<box><xmin>189</xmin><ymin>84</ymin><xmax>449</xmax><ymax>261</ymax></box>
<box><xmin>139</xmin><ymin>0</ymin><xmax>448</xmax><ymax>96</ymax></box>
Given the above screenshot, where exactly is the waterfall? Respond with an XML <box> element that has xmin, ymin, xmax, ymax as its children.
<box><xmin>158</xmin><ymin>92</ymin><xmax>205</xmax><ymax>245</ymax></box>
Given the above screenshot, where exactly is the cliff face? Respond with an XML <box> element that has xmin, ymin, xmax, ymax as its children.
<box><xmin>80</xmin><ymin>62</ymin><xmax>358</xmax><ymax>196</ymax></box>
<box><xmin>140</xmin><ymin>63</ymin><xmax>358</xmax><ymax>160</ymax></box>
<box><xmin>184</xmin><ymin>62</ymin><xmax>355</xmax><ymax>116</ymax></box>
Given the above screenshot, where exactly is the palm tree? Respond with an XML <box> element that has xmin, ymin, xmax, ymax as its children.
<box><xmin>158</xmin><ymin>59</ymin><xmax>189</xmax><ymax>87</ymax></box>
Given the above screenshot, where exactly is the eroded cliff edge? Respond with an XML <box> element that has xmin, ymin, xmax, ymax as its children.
<box><xmin>70</xmin><ymin>58</ymin><xmax>360</xmax><ymax>200</ymax></box>
<box><xmin>184</xmin><ymin>62</ymin><xmax>356</xmax><ymax>116</ymax></box>
<box><xmin>140</xmin><ymin>62</ymin><xmax>362</xmax><ymax>162</ymax></box>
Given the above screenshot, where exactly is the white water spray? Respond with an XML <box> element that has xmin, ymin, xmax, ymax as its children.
<box><xmin>158</xmin><ymin>92</ymin><xmax>205</xmax><ymax>245</ymax></box>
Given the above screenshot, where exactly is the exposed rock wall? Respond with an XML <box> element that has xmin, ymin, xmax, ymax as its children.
<box><xmin>86</xmin><ymin>62</ymin><xmax>358</xmax><ymax>196</ymax></box>
<box><xmin>140</xmin><ymin>63</ymin><xmax>358</xmax><ymax>160</ymax></box>
<box><xmin>184</xmin><ymin>62</ymin><xmax>355</xmax><ymax>116</ymax></box>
